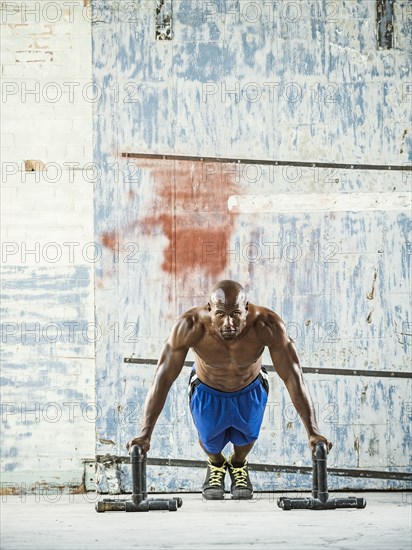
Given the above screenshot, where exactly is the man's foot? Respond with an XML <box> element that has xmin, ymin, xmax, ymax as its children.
<box><xmin>228</xmin><ymin>454</ymin><xmax>253</xmax><ymax>500</ymax></box>
<box><xmin>202</xmin><ymin>458</ymin><xmax>227</xmax><ymax>500</ymax></box>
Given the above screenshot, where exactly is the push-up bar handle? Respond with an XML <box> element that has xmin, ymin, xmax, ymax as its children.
<box><xmin>130</xmin><ymin>444</ymin><xmax>147</xmax><ymax>505</ymax></box>
<box><xmin>315</xmin><ymin>442</ymin><xmax>328</xmax><ymax>504</ymax></box>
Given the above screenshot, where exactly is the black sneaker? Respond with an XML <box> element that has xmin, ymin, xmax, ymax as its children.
<box><xmin>228</xmin><ymin>454</ymin><xmax>253</xmax><ymax>500</ymax></box>
<box><xmin>202</xmin><ymin>458</ymin><xmax>227</xmax><ymax>500</ymax></box>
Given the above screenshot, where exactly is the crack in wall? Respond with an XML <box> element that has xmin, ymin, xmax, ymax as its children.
<box><xmin>367</xmin><ymin>270</ymin><xmax>378</xmax><ymax>300</ymax></box>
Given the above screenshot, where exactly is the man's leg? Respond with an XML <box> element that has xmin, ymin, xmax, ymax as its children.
<box><xmin>198</xmin><ymin>437</ymin><xmax>228</xmax><ymax>500</ymax></box>
<box><xmin>198</xmin><ymin>437</ymin><xmax>225</xmax><ymax>464</ymax></box>
<box><xmin>189</xmin><ymin>374</ymin><xmax>230</xmax><ymax>500</ymax></box>
<box><xmin>231</xmin><ymin>441</ymin><xmax>255</xmax><ymax>463</ymax></box>
<box><xmin>227</xmin><ymin>372</ymin><xmax>269</xmax><ymax>499</ymax></box>
<box><xmin>227</xmin><ymin>441</ymin><xmax>256</xmax><ymax>500</ymax></box>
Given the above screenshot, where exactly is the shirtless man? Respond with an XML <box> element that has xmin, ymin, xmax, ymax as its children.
<box><xmin>127</xmin><ymin>280</ymin><xmax>332</xmax><ymax>500</ymax></box>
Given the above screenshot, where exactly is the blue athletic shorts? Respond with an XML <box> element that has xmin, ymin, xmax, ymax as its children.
<box><xmin>188</xmin><ymin>367</ymin><xmax>269</xmax><ymax>454</ymax></box>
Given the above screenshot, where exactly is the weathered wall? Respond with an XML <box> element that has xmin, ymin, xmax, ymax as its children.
<box><xmin>1</xmin><ymin>0</ymin><xmax>95</xmax><ymax>491</ymax></box>
<box><xmin>93</xmin><ymin>0</ymin><xmax>411</xmax><ymax>492</ymax></box>
<box><xmin>1</xmin><ymin>0</ymin><xmax>410</xmax><ymax>494</ymax></box>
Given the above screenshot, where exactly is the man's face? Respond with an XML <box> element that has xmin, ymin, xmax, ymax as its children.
<box><xmin>208</xmin><ymin>294</ymin><xmax>248</xmax><ymax>340</ymax></box>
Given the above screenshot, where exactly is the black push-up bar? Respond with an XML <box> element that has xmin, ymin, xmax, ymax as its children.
<box><xmin>277</xmin><ymin>442</ymin><xmax>367</xmax><ymax>510</ymax></box>
<box><xmin>95</xmin><ymin>442</ymin><xmax>366</xmax><ymax>511</ymax></box>
<box><xmin>95</xmin><ymin>445</ymin><xmax>183</xmax><ymax>512</ymax></box>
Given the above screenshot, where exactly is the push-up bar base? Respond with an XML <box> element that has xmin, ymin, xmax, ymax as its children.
<box><xmin>278</xmin><ymin>496</ymin><xmax>367</xmax><ymax>510</ymax></box>
<box><xmin>277</xmin><ymin>443</ymin><xmax>367</xmax><ymax>511</ymax></box>
<box><xmin>95</xmin><ymin>445</ymin><xmax>183</xmax><ymax>513</ymax></box>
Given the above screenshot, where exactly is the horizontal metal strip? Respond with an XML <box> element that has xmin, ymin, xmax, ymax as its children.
<box><xmin>96</xmin><ymin>455</ymin><xmax>412</xmax><ymax>481</ymax></box>
<box><xmin>124</xmin><ymin>358</ymin><xmax>412</xmax><ymax>379</ymax></box>
<box><xmin>122</xmin><ymin>152</ymin><xmax>411</xmax><ymax>172</ymax></box>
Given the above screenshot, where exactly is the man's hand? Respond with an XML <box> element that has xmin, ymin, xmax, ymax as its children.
<box><xmin>308</xmin><ymin>433</ymin><xmax>333</xmax><ymax>454</ymax></box>
<box><xmin>126</xmin><ymin>435</ymin><xmax>150</xmax><ymax>455</ymax></box>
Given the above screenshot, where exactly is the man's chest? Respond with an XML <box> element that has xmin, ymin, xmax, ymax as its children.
<box><xmin>193</xmin><ymin>328</ymin><xmax>265</xmax><ymax>367</ymax></box>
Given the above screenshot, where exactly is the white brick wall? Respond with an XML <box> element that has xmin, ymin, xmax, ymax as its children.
<box><xmin>1</xmin><ymin>0</ymin><xmax>95</xmax><ymax>492</ymax></box>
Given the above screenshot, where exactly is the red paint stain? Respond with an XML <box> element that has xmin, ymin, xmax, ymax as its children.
<box><xmin>100</xmin><ymin>159</ymin><xmax>239</xmax><ymax>277</ymax></box>
<box><xmin>140</xmin><ymin>160</ymin><xmax>238</xmax><ymax>277</ymax></box>
<box><xmin>100</xmin><ymin>230</ymin><xmax>118</xmax><ymax>251</ymax></box>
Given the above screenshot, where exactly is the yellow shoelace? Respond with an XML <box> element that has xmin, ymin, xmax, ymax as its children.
<box><xmin>230</xmin><ymin>464</ymin><xmax>248</xmax><ymax>487</ymax></box>
<box><xmin>208</xmin><ymin>463</ymin><xmax>226</xmax><ymax>486</ymax></box>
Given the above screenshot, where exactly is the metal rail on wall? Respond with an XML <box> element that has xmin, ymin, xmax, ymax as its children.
<box><xmin>124</xmin><ymin>357</ymin><xmax>412</xmax><ymax>379</ymax></box>
<box><xmin>97</xmin><ymin>450</ymin><xmax>412</xmax><ymax>482</ymax></box>
<box><xmin>122</xmin><ymin>152</ymin><xmax>412</xmax><ymax>172</ymax></box>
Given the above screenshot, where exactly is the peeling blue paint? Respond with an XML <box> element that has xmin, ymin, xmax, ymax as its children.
<box><xmin>175</xmin><ymin>42</ymin><xmax>223</xmax><ymax>81</ymax></box>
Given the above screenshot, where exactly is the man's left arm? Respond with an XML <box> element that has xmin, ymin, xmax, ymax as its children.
<box><xmin>268</xmin><ymin>325</ymin><xmax>333</xmax><ymax>453</ymax></box>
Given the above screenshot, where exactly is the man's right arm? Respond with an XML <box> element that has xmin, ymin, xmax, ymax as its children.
<box><xmin>126</xmin><ymin>315</ymin><xmax>201</xmax><ymax>454</ymax></box>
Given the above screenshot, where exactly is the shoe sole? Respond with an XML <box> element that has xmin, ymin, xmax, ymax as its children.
<box><xmin>230</xmin><ymin>491</ymin><xmax>254</xmax><ymax>500</ymax></box>
<box><xmin>202</xmin><ymin>492</ymin><xmax>225</xmax><ymax>500</ymax></box>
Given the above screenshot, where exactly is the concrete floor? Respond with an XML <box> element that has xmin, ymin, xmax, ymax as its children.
<box><xmin>1</xmin><ymin>492</ymin><xmax>411</xmax><ymax>550</ymax></box>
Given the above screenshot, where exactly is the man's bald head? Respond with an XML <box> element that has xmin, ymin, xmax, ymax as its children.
<box><xmin>209</xmin><ymin>280</ymin><xmax>247</xmax><ymax>308</ymax></box>
<box><xmin>208</xmin><ymin>280</ymin><xmax>248</xmax><ymax>340</ymax></box>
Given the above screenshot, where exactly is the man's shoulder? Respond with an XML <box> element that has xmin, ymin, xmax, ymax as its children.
<box><xmin>178</xmin><ymin>306</ymin><xmax>209</xmax><ymax>326</ymax></box>
<box><xmin>248</xmin><ymin>303</ymin><xmax>284</xmax><ymax>328</ymax></box>
<box><xmin>246</xmin><ymin>304</ymin><xmax>287</xmax><ymax>346</ymax></box>
<box><xmin>169</xmin><ymin>306</ymin><xmax>208</xmax><ymax>347</ymax></box>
